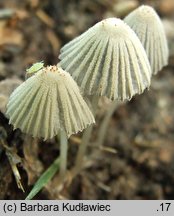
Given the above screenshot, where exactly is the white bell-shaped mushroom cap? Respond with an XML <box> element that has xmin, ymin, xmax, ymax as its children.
<box><xmin>6</xmin><ymin>65</ymin><xmax>95</xmax><ymax>140</ymax></box>
<box><xmin>59</xmin><ymin>18</ymin><xmax>152</xmax><ymax>101</ymax></box>
<box><xmin>124</xmin><ymin>5</ymin><xmax>169</xmax><ymax>74</ymax></box>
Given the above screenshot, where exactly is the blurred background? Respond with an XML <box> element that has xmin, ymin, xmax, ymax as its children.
<box><xmin>0</xmin><ymin>0</ymin><xmax>174</xmax><ymax>199</ymax></box>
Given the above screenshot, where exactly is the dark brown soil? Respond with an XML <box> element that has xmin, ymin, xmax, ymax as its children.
<box><xmin>0</xmin><ymin>0</ymin><xmax>174</xmax><ymax>200</ymax></box>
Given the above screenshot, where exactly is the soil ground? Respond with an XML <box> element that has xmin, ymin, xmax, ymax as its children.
<box><xmin>0</xmin><ymin>0</ymin><xmax>174</xmax><ymax>199</ymax></box>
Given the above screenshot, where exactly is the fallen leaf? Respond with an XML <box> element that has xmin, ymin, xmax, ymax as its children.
<box><xmin>0</xmin><ymin>26</ymin><xmax>24</xmax><ymax>46</ymax></box>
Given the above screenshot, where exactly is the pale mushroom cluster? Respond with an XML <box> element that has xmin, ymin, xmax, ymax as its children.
<box><xmin>6</xmin><ymin>5</ymin><xmax>168</xmax><ymax>140</ymax></box>
<box><xmin>5</xmin><ymin>5</ymin><xmax>168</xmax><ymax>177</ymax></box>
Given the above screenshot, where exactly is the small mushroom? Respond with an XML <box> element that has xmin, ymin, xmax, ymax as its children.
<box><xmin>124</xmin><ymin>5</ymin><xmax>169</xmax><ymax>74</ymax></box>
<box><xmin>59</xmin><ymin>18</ymin><xmax>152</xmax><ymax>101</ymax></box>
<box><xmin>6</xmin><ymin>65</ymin><xmax>95</xmax><ymax>140</ymax></box>
<box><xmin>59</xmin><ymin>18</ymin><xmax>152</xmax><ymax>173</ymax></box>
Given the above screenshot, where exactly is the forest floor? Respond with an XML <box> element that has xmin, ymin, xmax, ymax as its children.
<box><xmin>0</xmin><ymin>0</ymin><xmax>174</xmax><ymax>199</ymax></box>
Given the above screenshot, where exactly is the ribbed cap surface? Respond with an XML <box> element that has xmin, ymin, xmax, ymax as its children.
<box><xmin>6</xmin><ymin>65</ymin><xmax>95</xmax><ymax>140</ymax></box>
<box><xmin>124</xmin><ymin>5</ymin><xmax>169</xmax><ymax>74</ymax></box>
<box><xmin>59</xmin><ymin>18</ymin><xmax>152</xmax><ymax>101</ymax></box>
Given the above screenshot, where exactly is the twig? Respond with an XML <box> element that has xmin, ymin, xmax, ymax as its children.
<box><xmin>0</xmin><ymin>137</ymin><xmax>25</xmax><ymax>192</ymax></box>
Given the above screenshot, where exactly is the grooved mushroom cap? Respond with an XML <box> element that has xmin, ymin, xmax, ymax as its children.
<box><xmin>6</xmin><ymin>65</ymin><xmax>95</xmax><ymax>140</ymax></box>
<box><xmin>124</xmin><ymin>5</ymin><xmax>169</xmax><ymax>74</ymax></box>
<box><xmin>59</xmin><ymin>18</ymin><xmax>152</xmax><ymax>101</ymax></box>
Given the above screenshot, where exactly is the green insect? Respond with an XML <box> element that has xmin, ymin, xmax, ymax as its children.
<box><xmin>26</xmin><ymin>61</ymin><xmax>44</xmax><ymax>74</ymax></box>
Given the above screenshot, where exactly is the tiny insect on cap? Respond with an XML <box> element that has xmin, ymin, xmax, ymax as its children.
<box><xmin>6</xmin><ymin>65</ymin><xmax>95</xmax><ymax>140</ymax></box>
<box><xmin>25</xmin><ymin>61</ymin><xmax>45</xmax><ymax>80</ymax></box>
<box><xmin>59</xmin><ymin>18</ymin><xmax>152</xmax><ymax>101</ymax></box>
<box><xmin>26</xmin><ymin>61</ymin><xmax>44</xmax><ymax>74</ymax></box>
<box><xmin>124</xmin><ymin>5</ymin><xmax>169</xmax><ymax>74</ymax></box>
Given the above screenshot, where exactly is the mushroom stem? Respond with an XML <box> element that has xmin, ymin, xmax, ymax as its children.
<box><xmin>96</xmin><ymin>100</ymin><xmax>119</xmax><ymax>147</ymax></box>
<box><xmin>59</xmin><ymin>129</ymin><xmax>68</xmax><ymax>179</ymax></box>
<box><xmin>74</xmin><ymin>95</ymin><xmax>99</xmax><ymax>172</ymax></box>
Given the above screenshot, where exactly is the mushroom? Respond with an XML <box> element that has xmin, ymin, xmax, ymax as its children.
<box><xmin>6</xmin><ymin>65</ymin><xmax>95</xmax><ymax>139</ymax></box>
<box><xmin>6</xmin><ymin>65</ymin><xmax>95</xmax><ymax>177</ymax></box>
<box><xmin>59</xmin><ymin>18</ymin><xmax>152</xmax><ymax>172</ymax></box>
<box><xmin>124</xmin><ymin>5</ymin><xmax>169</xmax><ymax>74</ymax></box>
<box><xmin>59</xmin><ymin>18</ymin><xmax>152</xmax><ymax>101</ymax></box>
